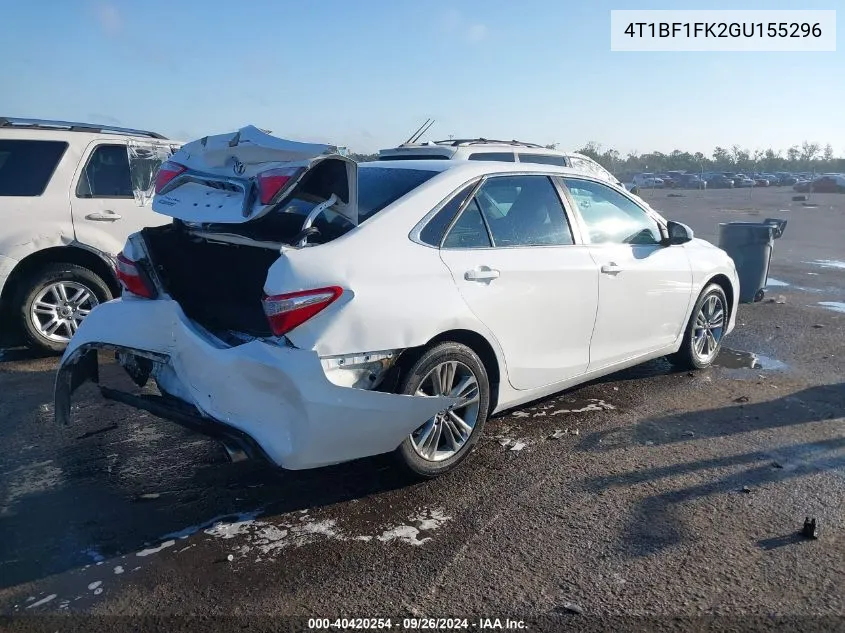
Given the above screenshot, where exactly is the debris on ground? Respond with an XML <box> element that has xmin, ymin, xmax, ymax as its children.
<box><xmin>550</xmin><ymin>429</ymin><xmax>567</xmax><ymax>439</ymax></box>
<box><xmin>499</xmin><ymin>438</ymin><xmax>512</xmax><ymax>448</ymax></box>
<box><xmin>645</xmin><ymin>440</ymin><xmax>655</xmax><ymax>446</ymax></box>
<box><xmin>741</xmin><ymin>486</ymin><xmax>752</xmax><ymax>494</ymax></box>
<box><xmin>136</xmin><ymin>493</ymin><xmax>160</xmax><ymax>501</ymax></box>
<box><xmin>802</xmin><ymin>517</ymin><xmax>819</xmax><ymax>539</ymax></box>
<box><xmin>775</xmin><ymin>295</ymin><xmax>786</xmax><ymax>304</ymax></box>
<box><xmin>771</xmin><ymin>461</ymin><xmax>784</xmax><ymax>469</ymax></box>
<box><xmin>813</xmin><ymin>324</ymin><xmax>824</xmax><ymax>329</ymax></box>
<box><xmin>227</xmin><ymin>554</ymin><xmax>234</xmax><ymax>562</ymax></box>
<box><xmin>683</xmin><ymin>431</ymin><xmax>695</xmax><ymax>437</ymax></box>
<box><xmin>510</xmin><ymin>441</ymin><xmax>526</xmax><ymax>452</ymax></box>
<box><xmin>560</xmin><ymin>602</ymin><xmax>584</xmax><ymax>615</ymax></box>
<box><xmin>734</xmin><ymin>396</ymin><xmax>750</xmax><ymax>403</ymax></box>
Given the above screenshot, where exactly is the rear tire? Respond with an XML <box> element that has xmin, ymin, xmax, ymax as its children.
<box><xmin>669</xmin><ymin>283</ymin><xmax>728</xmax><ymax>371</ymax></box>
<box><xmin>14</xmin><ymin>263</ymin><xmax>112</xmax><ymax>354</ymax></box>
<box><xmin>393</xmin><ymin>342</ymin><xmax>490</xmax><ymax>479</ymax></box>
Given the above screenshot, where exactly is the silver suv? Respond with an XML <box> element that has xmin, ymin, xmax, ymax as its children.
<box><xmin>377</xmin><ymin>138</ymin><xmax>636</xmax><ymax>192</ymax></box>
<box><xmin>0</xmin><ymin>117</ymin><xmax>177</xmax><ymax>352</ymax></box>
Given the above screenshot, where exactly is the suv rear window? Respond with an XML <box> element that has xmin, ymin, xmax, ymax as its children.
<box><xmin>0</xmin><ymin>140</ymin><xmax>68</xmax><ymax>196</ymax></box>
<box><xmin>468</xmin><ymin>152</ymin><xmax>515</xmax><ymax>162</ymax></box>
<box><xmin>517</xmin><ymin>154</ymin><xmax>567</xmax><ymax>167</ymax></box>
<box><xmin>378</xmin><ymin>154</ymin><xmax>451</xmax><ymax>161</ymax></box>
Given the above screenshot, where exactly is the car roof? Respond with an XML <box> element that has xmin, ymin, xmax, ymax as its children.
<box><xmin>364</xmin><ymin>158</ymin><xmax>593</xmax><ymax>179</ymax></box>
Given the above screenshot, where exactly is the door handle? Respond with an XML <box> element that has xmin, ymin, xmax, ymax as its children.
<box><xmin>465</xmin><ymin>266</ymin><xmax>500</xmax><ymax>282</ymax></box>
<box><xmin>600</xmin><ymin>263</ymin><xmax>622</xmax><ymax>275</ymax></box>
<box><xmin>85</xmin><ymin>210</ymin><xmax>122</xmax><ymax>221</ymax></box>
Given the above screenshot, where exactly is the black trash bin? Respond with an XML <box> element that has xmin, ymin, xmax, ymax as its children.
<box><xmin>717</xmin><ymin>218</ymin><xmax>787</xmax><ymax>303</ymax></box>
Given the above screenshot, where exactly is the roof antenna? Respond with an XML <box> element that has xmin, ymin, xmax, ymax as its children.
<box><xmin>403</xmin><ymin>118</ymin><xmax>434</xmax><ymax>145</ymax></box>
<box><xmin>411</xmin><ymin>118</ymin><xmax>435</xmax><ymax>144</ymax></box>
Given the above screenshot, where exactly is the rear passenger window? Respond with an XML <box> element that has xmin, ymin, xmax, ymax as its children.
<box><xmin>419</xmin><ymin>182</ymin><xmax>478</xmax><ymax>246</ymax></box>
<box><xmin>0</xmin><ymin>140</ymin><xmax>68</xmax><ymax>197</ymax></box>
<box><xmin>474</xmin><ymin>176</ymin><xmax>574</xmax><ymax>247</ymax></box>
<box><xmin>468</xmin><ymin>152</ymin><xmax>515</xmax><ymax>162</ymax></box>
<box><xmin>76</xmin><ymin>145</ymin><xmax>133</xmax><ymax>198</ymax></box>
<box><xmin>442</xmin><ymin>200</ymin><xmax>492</xmax><ymax>249</ymax></box>
<box><xmin>517</xmin><ymin>154</ymin><xmax>568</xmax><ymax>167</ymax></box>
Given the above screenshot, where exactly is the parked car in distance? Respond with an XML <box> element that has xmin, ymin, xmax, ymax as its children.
<box><xmin>55</xmin><ymin>126</ymin><xmax>740</xmax><ymax>479</ymax></box>
<box><xmin>633</xmin><ymin>173</ymin><xmax>664</xmax><ymax>188</ymax></box>
<box><xmin>706</xmin><ymin>174</ymin><xmax>735</xmax><ymax>188</ymax></box>
<box><xmin>751</xmin><ymin>175</ymin><xmax>770</xmax><ymax>187</ymax></box>
<box><xmin>655</xmin><ymin>173</ymin><xmax>678</xmax><ymax>188</ymax></box>
<box><xmin>0</xmin><ymin>117</ymin><xmax>178</xmax><ymax>351</ymax></box>
<box><xmin>793</xmin><ymin>174</ymin><xmax>845</xmax><ymax>193</ymax></box>
<box><xmin>733</xmin><ymin>174</ymin><xmax>756</xmax><ymax>187</ymax></box>
<box><xmin>776</xmin><ymin>173</ymin><xmax>798</xmax><ymax>186</ymax></box>
<box><xmin>676</xmin><ymin>174</ymin><xmax>707</xmax><ymax>189</ymax></box>
<box><xmin>760</xmin><ymin>173</ymin><xmax>781</xmax><ymax>185</ymax></box>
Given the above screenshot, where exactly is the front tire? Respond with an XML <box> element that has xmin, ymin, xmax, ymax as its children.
<box><xmin>669</xmin><ymin>283</ymin><xmax>728</xmax><ymax>371</ymax></box>
<box><xmin>394</xmin><ymin>342</ymin><xmax>490</xmax><ymax>479</ymax></box>
<box><xmin>14</xmin><ymin>263</ymin><xmax>112</xmax><ymax>353</ymax></box>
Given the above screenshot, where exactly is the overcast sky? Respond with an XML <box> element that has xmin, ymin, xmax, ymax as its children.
<box><xmin>1</xmin><ymin>0</ymin><xmax>842</xmax><ymax>156</ymax></box>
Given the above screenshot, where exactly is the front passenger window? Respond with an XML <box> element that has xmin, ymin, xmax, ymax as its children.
<box><xmin>561</xmin><ymin>177</ymin><xmax>661</xmax><ymax>245</ymax></box>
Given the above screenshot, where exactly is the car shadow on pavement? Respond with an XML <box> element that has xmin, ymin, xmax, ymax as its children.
<box><xmin>575</xmin><ymin>382</ymin><xmax>844</xmax><ymax>453</ymax></box>
<box><xmin>576</xmin><ymin>383</ymin><xmax>845</xmax><ymax>558</ymax></box>
<box><xmin>0</xmin><ymin>362</ymin><xmax>424</xmax><ymax>590</ymax></box>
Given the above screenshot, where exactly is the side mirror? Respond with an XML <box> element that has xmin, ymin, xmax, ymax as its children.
<box><xmin>663</xmin><ymin>220</ymin><xmax>694</xmax><ymax>246</ymax></box>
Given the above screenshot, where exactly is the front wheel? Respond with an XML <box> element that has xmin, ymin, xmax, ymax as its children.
<box><xmin>669</xmin><ymin>283</ymin><xmax>728</xmax><ymax>371</ymax></box>
<box><xmin>393</xmin><ymin>342</ymin><xmax>490</xmax><ymax>478</ymax></box>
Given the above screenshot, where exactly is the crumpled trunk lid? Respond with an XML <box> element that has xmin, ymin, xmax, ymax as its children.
<box><xmin>144</xmin><ymin>125</ymin><xmax>358</xmax><ymax>227</ymax></box>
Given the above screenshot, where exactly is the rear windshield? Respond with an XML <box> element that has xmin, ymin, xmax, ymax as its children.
<box><xmin>517</xmin><ymin>154</ymin><xmax>568</xmax><ymax>166</ymax></box>
<box><xmin>0</xmin><ymin>140</ymin><xmax>68</xmax><ymax>196</ymax></box>
<box><xmin>378</xmin><ymin>154</ymin><xmax>451</xmax><ymax>161</ymax></box>
<box><xmin>357</xmin><ymin>166</ymin><xmax>438</xmax><ymax>221</ymax></box>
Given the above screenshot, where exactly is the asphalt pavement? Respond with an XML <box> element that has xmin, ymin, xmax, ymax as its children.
<box><xmin>1</xmin><ymin>187</ymin><xmax>843</xmax><ymax>631</ymax></box>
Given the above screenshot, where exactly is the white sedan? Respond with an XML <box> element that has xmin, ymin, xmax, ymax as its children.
<box><xmin>55</xmin><ymin>126</ymin><xmax>739</xmax><ymax>478</ymax></box>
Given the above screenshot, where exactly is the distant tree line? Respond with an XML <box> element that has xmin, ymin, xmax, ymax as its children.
<box><xmin>572</xmin><ymin>141</ymin><xmax>845</xmax><ymax>178</ymax></box>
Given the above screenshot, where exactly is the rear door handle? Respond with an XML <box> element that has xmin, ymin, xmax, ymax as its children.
<box><xmin>465</xmin><ymin>266</ymin><xmax>500</xmax><ymax>282</ymax></box>
<box><xmin>600</xmin><ymin>263</ymin><xmax>622</xmax><ymax>275</ymax></box>
<box><xmin>85</xmin><ymin>210</ymin><xmax>122</xmax><ymax>221</ymax></box>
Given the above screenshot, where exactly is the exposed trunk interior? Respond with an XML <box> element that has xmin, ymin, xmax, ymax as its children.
<box><xmin>141</xmin><ymin>223</ymin><xmax>281</xmax><ymax>337</ymax></box>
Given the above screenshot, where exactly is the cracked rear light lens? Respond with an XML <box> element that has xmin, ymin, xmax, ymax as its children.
<box><xmin>115</xmin><ymin>253</ymin><xmax>155</xmax><ymax>298</ymax></box>
<box><xmin>154</xmin><ymin>161</ymin><xmax>187</xmax><ymax>194</ymax></box>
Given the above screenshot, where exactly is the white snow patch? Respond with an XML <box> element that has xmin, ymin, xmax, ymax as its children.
<box><xmin>114</xmin><ymin>566</ymin><xmax>124</xmax><ymax>575</ymax></box>
<box><xmin>163</xmin><ymin>510</ymin><xmax>262</xmax><ymax>540</ymax></box>
<box><xmin>26</xmin><ymin>594</ymin><xmax>57</xmax><ymax>609</ymax></box>
<box><xmin>136</xmin><ymin>539</ymin><xmax>175</xmax><ymax>557</ymax></box>
<box><xmin>512</xmin><ymin>411</ymin><xmax>530</xmax><ymax>418</ymax></box>
<box><xmin>87</xmin><ymin>581</ymin><xmax>102</xmax><ymax>591</ymax></box>
<box><xmin>808</xmin><ymin>259</ymin><xmax>845</xmax><ymax>270</ymax></box>
<box><xmin>819</xmin><ymin>301</ymin><xmax>845</xmax><ymax>314</ymax></box>
<box><xmin>551</xmin><ymin>399</ymin><xmax>615</xmax><ymax>415</ymax></box>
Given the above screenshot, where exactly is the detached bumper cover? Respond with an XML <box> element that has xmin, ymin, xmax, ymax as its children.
<box><xmin>55</xmin><ymin>298</ymin><xmax>454</xmax><ymax>470</ymax></box>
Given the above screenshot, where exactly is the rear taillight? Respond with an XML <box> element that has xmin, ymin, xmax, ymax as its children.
<box><xmin>115</xmin><ymin>253</ymin><xmax>155</xmax><ymax>299</ymax></box>
<box><xmin>262</xmin><ymin>287</ymin><xmax>343</xmax><ymax>336</ymax></box>
<box><xmin>154</xmin><ymin>160</ymin><xmax>187</xmax><ymax>194</ymax></box>
<box><xmin>256</xmin><ymin>166</ymin><xmax>303</xmax><ymax>205</ymax></box>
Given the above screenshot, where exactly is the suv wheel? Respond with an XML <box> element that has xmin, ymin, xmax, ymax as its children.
<box><xmin>14</xmin><ymin>263</ymin><xmax>112</xmax><ymax>353</ymax></box>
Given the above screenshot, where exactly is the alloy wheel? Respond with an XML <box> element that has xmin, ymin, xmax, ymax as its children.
<box><xmin>410</xmin><ymin>361</ymin><xmax>481</xmax><ymax>462</ymax></box>
<box><xmin>29</xmin><ymin>281</ymin><xmax>99</xmax><ymax>343</ymax></box>
<box><xmin>692</xmin><ymin>293</ymin><xmax>725</xmax><ymax>363</ymax></box>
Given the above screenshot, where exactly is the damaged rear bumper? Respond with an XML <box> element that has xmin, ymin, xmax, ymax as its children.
<box><xmin>55</xmin><ymin>298</ymin><xmax>455</xmax><ymax>470</ymax></box>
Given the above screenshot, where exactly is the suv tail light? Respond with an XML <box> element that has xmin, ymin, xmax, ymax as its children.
<box><xmin>256</xmin><ymin>166</ymin><xmax>303</xmax><ymax>205</ymax></box>
<box><xmin>115</xmin><ymin>253</ymin><xmax>155</xmax><ymax>299</ymax></box>
<box><xmin>154</xmin><ymin>161</ymin><xmax>187</xmax><ymax>194</ymax></box>
<box><xmin>262</xmin><ymin>287</ymin><xmax>343</xmax><ymax>336</ymax></box>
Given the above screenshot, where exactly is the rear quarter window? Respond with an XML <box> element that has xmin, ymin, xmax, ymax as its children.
<box><xmin>0</xmin><ymin>140</ymin><xmax>69</xmax><ymax>196</ymax></box>
<box><xmin>517</xmin><ymin>154</ymin><xmax>568</xmax><ymax>167</ymax></box>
